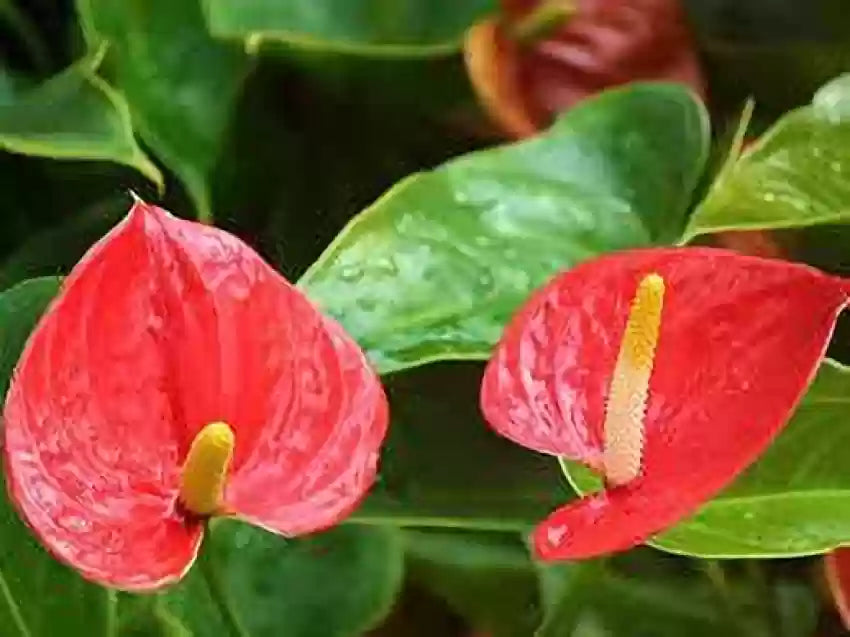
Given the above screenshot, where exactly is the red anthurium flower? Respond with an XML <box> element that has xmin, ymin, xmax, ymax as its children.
<box><xmin>2</xmin><ymin>201</ymin><xmax>389</xmax><ymax>590</ymax></box>
<box><xmin>825</xmin><ymin>549</ymin><xmax>850</xmax><ymax>629</ymax></box>
<box><xmin>464</xmin><ymin>0</ymin><xmax>706</xmax><ymax>139</ymax></box>
<box><xmin>481</xmin><ymin>248</ymin><xmax>847</xmax><ymax>560</ymax></box>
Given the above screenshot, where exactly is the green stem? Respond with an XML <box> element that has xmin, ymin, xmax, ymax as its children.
<box><xmin>0</xmin><ymin>0</ymin><xmax>51</xmax><ymax>73</ymax></box>
<box><xmin>0</xmin><ymin>567</ymin><xmax>31</xmax><ymax>637</ymax></box>
<box><xmin>198</xmin><ymin>532</ymin><xmax>249</xmax><ymax>637</ymax></box>
<box><xmin>103</xmin><ymin>590</ymin><xmax>118</xmax><ymax>637</ymax></box>
<box><xmin>510</xmin><ymin>0</ymin><xmax>575</xmax><ymax>45</ymax></box>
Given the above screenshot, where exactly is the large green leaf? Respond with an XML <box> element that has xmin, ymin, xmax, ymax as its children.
<box><xmin>77</xmin><ymin>0</ymin><xmax>249</xmax><ymax>221</ymax></box>
<box><xmin>0</xmin><ymin>55</ymin><xmax>161</xmax><ymax>186</ymax></box>
<box><xmin>131</xmin><ymin>522</ymin><xmax>404</xmax><ymax>637</ymax></box>
<box><xmin>682</xmin><ymin>73</ymin><xmax>850</xmax><ymax>242</ymax></box>
<box><xmin>201</xmin><ymin>0</ymin><xmax>494</xmax><ymax>56</ymax></box>
<box><xmin>177</xmin><ymin>521</ymin><xmax>404</xmax><ymax>637</ymax></box>
<box><xmin>300</xmin><ymin>83</ymin><xmax>709</xmax><ymax>375</ymax></box>
<box><xmin>352</xmin><ymin>362</ymin><xmax>567</xmax><ymax>530</ymax></box>
<box><xmin>565</xmin><ymin>359</ymin><xmax>850</xmax><ymax>558</ymax></box>
<box><xmin>0</xmin><ymin>276</ymin><xmax>116</xmax><ymax>637</ymax></box>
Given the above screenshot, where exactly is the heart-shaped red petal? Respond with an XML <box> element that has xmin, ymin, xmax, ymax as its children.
<box><xmin>3</xmin><ymin>202</ymin><xmax>389</xmax><ymax>589</ymax></box>
<box><xmin>481</xmin><ymin>248</ymin><xmax>847</xmax><ymax>560</ymax></box>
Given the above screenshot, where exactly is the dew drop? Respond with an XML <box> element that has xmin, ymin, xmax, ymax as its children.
<box><xmin>339</xmin><ymin>265</ymin><xmax>363</xmax><ymax>282</ymax></box>
<box><xmin>373</xmin><ymin>258</ymin><xmax>398</xmax><ymax>276</ymax></box>
<box><xmin>60</xmin><ymin>515</ymin><xmax>90</xmax><ymax>533</ymax></box>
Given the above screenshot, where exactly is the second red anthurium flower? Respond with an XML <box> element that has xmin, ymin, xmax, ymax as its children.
<box><xmin>3</xmin><ymin>201</ymin><xmax>389</xmax><ymax>590</ymax></box>
<box><xmin>481</xmin><ymin>247</ymin><xmax>849</xmax><ymax>560</ymax></box>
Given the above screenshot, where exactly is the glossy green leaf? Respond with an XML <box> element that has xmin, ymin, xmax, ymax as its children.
<box><xmin>200</xmin><ymin>521</ymin><xmax>403</xmax><ymax>637</ymax></box>
<box><xmin>683</xmin><ymin>73</ymin><xmax>850</xmax><ymax>242</ymax></box>
<box><xmin>565</xmin><ymin>359</ymin><xmax>850</xmax><ymax>558</ymax></box>
<box><xmin>128</xmin><ymin>523</ymin><xmax>403</xmax><ymax>637</ymax></box>
<box><xmin>201</xmin><ymin>0</ymin><xmax>494</xmax><ymax>56</ymax></box>
<box><xmin>352</xmin><ymin>363</ymin><xmax>567</xmax><ymax>530</ymax></box>
<box><xmin>0</xmin><ymin>55</ymin><xmax>161</xmax><ymax>186</ymax></box>
<box><xmin>77</xmin><ymin>0</ymin><xmax>248</xmax><ymax>221</ymax></box>
<box><xmin>404</xmin><ymin>530</ymin><xmax>542</xmax><ymax>637</ymax></box>
<box><xmin>0</xmin><ymin>276</ymin><xmax>115</xmax><ymax>637</ymax></box>
<box><xmin>300</xmin><ymin>84</ymin><xmax>709</xmax><ymax>375</ymax></box>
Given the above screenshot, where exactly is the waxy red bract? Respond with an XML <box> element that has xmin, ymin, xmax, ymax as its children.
<box><xmin>465</xmin><ymin>0</ymin><xmax>705</xmax><ymax>139</ymax></box>
<box><xmin>481</xmin><ymin>248</ymin><xmax>848</xmax><ymax>560</ymax></box>
<box><xmin>2</xmin><ymin>202</ymin><xmax>389</xmax><ymax>590</ymax></box>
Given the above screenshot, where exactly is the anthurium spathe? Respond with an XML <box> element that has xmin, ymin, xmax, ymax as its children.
<box><xmin>480</xmin><ymin>247</ymin><xmax>849</xmax><ymax>561</ymax></box>
<box><xmin>2</xmin><ymin>201</ymin><xmax>389</xmax><ymax>591</ymax></box>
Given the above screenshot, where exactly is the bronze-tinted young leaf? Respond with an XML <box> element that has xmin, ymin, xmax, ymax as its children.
<box><xmin>464</xmin><ymin>0</ymin><xmax>705</xmax><ymax>139</ymax></box>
